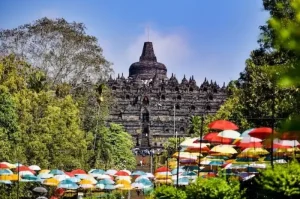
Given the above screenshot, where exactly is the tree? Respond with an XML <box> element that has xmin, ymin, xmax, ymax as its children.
<box><xmin>149</xmin><ymin>185</ymin><xmax>187</xmax><ymax>199</ymax></box>
<box><xmin>256</xmin><ymin>161</ymin><xmax>300</xmax><ymax>198</ymax></box>
<box><xmin>185</xmin><ymin>177</ymin><xmax>244</xmax><ymax>199</ymax></box>
<box><xmin>188</xmin><ymin>115</ymin><xmax>201</xmax><ymax>135</ymax></box>
<box><xmin>0</xmin><ymin>17</ymin><xmax>112</xmax><ymax>86</ymax></box>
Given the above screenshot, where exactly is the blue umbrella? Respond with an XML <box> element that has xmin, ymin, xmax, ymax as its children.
<box><xmin>131</xmin><ymin>171</ymin><xmax>146</xmax><ymax>176</ymax></box>
<box><xmin>209</xmin><ymin>160</ymin><xmax>224</xmax><ymax>166</ymax></box>
<box><xmin>104</xmin><ymin>184</ymin><xmax>116</xmax><ymax>190</ymax></box>
<box><xmin>0</xmin><ymin>180</ymin><xmax>12</xmax><ymax>184</ymax></box>
<box><xmin>58</xmin><ymin>179</ymin><xmax>79</xmax><ymax>190</ymax></box>
<box><xmin>69</xmin><ymin>177</ymin><xmax>80</xmax><ymax>183</ymax></box>
<box><xmin>0</xmin><ymin>169</ymin><xmax>13</xmax><ymax>175</ymax></box>
<box><xmin>135</xmin><ymin>178</ymin><xmax>152</xmax><ymax>186</ymax></box>
<box><xmin>181</xmin><ymin>171</ymin><xmax>197</xmax><ymax>176</ymax></box>
<box><xmin>90</xmin><ymin>169</ymin><xmax>105</xmax><ymax>174</ymax></box>
<box><xmin>21</xmin><ymin>175</ymin><xmax>41</xmax><ymax>182</ymax></box>
<box><xmin>241</xmin><ymin>129</ymin><xmax>254</xmax><ymax>137</ymax></box>
<box><xmin>49</xmin><ymin>169</ymin><xmax>64</xmax><ymax>175</ymax></box>
<box><xmin>171</xmin><ymin>168</ymin><xmax>185</xmax><ymax>175</ymax></box>
<box><xmin>98</xmin><ymin>179</ymin><xmax>115</xmax><ymax>185</ymax></box>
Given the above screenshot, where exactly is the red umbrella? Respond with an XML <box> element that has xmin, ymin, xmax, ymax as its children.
<box><xmin>115</xmin><ymin>171</ymin><xmax>129</xmax><ymax>176</ymax></box>
<box><xmin>202</xmin><ymin>132</ymin><xmax>219</xmax><ymax>141</ymax></box>
<box><xmin>208</xmin><ymin>120</ymin><xmax>238</xmax><ymax>130</ymax></box>
<box><xmin>155</xmin><ymin>166</ymin><xmax>170</xmax><ymax>173</ymax></box>
<box><xmin>16</xmin><ymin>166</ymin><xmax>35</xmax><ymax>174</ymax></box>
<box><xmin>237</xmin><ymin>142</ymin><xmax>263</xmax><ymax>149</ymax></box>
<box><xmin>64</xmin><ymin>172</ymin><xmax>75</xmax><ymax>177</ymax></box>
<box><xmin>249</xmin><ymin>127</ymin><xmax>276</xmax><ymax>139</ymax></box>
<box><xmin>210</xmin><ymin>136</ymin><xmax>232</xmax><ymax>144</ymax></box>
<box><xmin>280</xmin><ymin>132</ymin><xmax>300</xmax><ymax>140</ymax></box>
<box><xmin>185</xmin><ymin>146</ymin><xmax>211</xmax><ymax>153</ymax></box>
<box><xmin>0</xmin><ymin>163</ymin><xmax>9</xmax><ymax>169</ymax></box>
<box><xmin>71</xmin><ymin>169</ymin><xmax>86</xmax><ymax>175</ymax></box>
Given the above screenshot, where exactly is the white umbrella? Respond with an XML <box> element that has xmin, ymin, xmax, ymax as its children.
<box><xmin>279</xmin><ymin>140</ymin><xmax>300</xmax><ymax>147</ymax></box>
<box><xmin>37</xmin><ymin>173</ymin><xmax>53</xmax><ymax>179</ymax></box>
<box><xmin>131</xmin><ymin>182</ymin><xmax>145</xmax><ymax>189</ymax></box>
<box><xmin>240</xmin><ymin>137</ymin><xmax>262</xmax><ymax>143</ymax></box>
<box><xmin>19</xmin><ymin>171</ymin><xmax>34</xmax><ymax>176</ymax></box>
<box><xmin>218</xmin><ymin>130</ymin><xmax>241</xmax><ymax>139</ymax></box>
<box><xmin>145</xmin><ymin>173</ymin><xmax>154</xmax><ymax>178</ymax></box>
<box><xmin>53</xmin><ymin>175</ymin><xmax>70</xmax><ymax>181</ymax></box>
<box><xmin>29</xmin><ymin>165</ymin><xmax>41</xmax><ymax>171</ymax></box>
<box><xmin>96</xmin><ymin>174</ymin><xmax>112</xmax><ymax>179</ymax></box>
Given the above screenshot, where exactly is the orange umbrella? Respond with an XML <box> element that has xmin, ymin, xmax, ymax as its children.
<box><xmin>249</xmin><ymin>127</ymin><xmax>277</xmax><ymax>139</ymax></box>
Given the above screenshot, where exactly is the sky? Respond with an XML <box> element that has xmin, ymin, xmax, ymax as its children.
<box><xmin>0</xmin><ymin>0</ymin><xmax>269</xmax><ymax>85</ymax></box>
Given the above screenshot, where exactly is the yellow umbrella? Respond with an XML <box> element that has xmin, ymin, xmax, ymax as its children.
<box><xmin>172</xmin><ymin>152</ymin><xmax>199</xmax><ymax>160</ymax></box>
<box><xmin>210</xmin><ymin>145</ymin><xmax>237</xmax><ymax>154</ymax></box>
<box><xmin>241</xmin><ymin>148</ymin><xmax>269</xmax><ymax>155</ymax></box>
<box><xmin>79</xmin><ymin>179</ymin><xmax>93</xmax><ymax>185</ymax></box>
<box><xmin>116</xmin><ymin>179</ymin><xmax>131</xmax><ymax>186</ymax></box>
<box><xmin>155</xmin><ymin>179</ymin><xmax>172</xmax><ymax>184</ymax></box>
<box><xmin>0</xmin><ymin>175</ymin><xmax>20</xmax><ymax>181</ymax></box>
<box><xmin>155</xmin><ymin>174</ymin><xmax>172</xmax><ymax>180</ymax></box>
<box><xmin>39</xmin><ymin>169</ymin><xmax>50</xmax><ymax>174</ymax></box>
<box><xmin>43</xmin><ymin>178</ymin><xmax>59</xmax><ymax>186</ymax></box>
<box><xmin>277</xmin><ymin>148</ymin><xmax>300</xmax><ymax>153</ymax></box>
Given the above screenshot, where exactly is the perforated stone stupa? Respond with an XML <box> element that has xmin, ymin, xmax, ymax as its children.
<box><xmin>107</xmin><ymin>42</ymin><xmax>227</xmax><ymax>147</ymax></box>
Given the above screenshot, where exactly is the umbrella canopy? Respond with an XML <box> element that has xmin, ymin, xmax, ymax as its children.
<box><xmin>115</xmin><ymin>171</ymin><xmax>130</xmax><ymax>176</ymax></box>
<box><xmin>237</xmin><ymin>142</ymin><xmax>263</xmax><ymax>148</ymax></box>
<box><xmin>180</xmin><ymin>137</ymin><xmax>199</xmax><ymax>147</ymax></box>
<box><xmin>240</xmin><ymin>148</ymin><xmax>269</xmax><ymax>155</ymax></box>
<box><xmin>155</xmin><ymin>166</ymin><xmax>170</xmax><ymax>173</ymax></box>
<box><xmin>0</xmin><ymin>163</ymin><xmax>10</xmax><ymax>169</ymax></box>
<box><xmin>99</xmin><ymin>178</ymin><xmax>115</xmax><ymax>185</ymax></box>
<box><xmin>239</xmin><ymin>137</ymin><xmax>262</xmax><ymax>143</ymax></box>
<box><xmin>16</xmin><ymin>166</ymin><xmax>35</xmax><ymax>174</ymax></box>
<box><xmin>172</xmin><ymin>152</ymin><xmax>199</xmax><ymax>160</ymax></box>
<box><xmin>0</xmin><ymin>162</ymin><xmax>15</xmax><ymax>169</ymax></box>
<box><xmin>210</xmin><ymin>136</ymin><xmax>233</xmax><ymax>144</ymax></box>
<box><xmin>131</xmin><ymin>182</ymin><xmax>145</xmax><ymax>189</ymax></box>
<box><xmin>89</xmin><ymin>169</ymin><xmax>105</xmax><ymax>175</ymax></box>
<box><xmin>29</xmin><ymin>165</ymin><xmax>41</xmax><ymax>171</ymax></box>
<box><xmin>33</xmin><ymin>187</ymin><xmax>48</xmax><ymax>193</ymax></box>
<box><xmin>49</xmin><ymin>169</ymin><xmax>64</xmax><ymax>175</ymax></box>
<box><xmin>104</xmin><ymin>184</ymin><xmax>116</xmax><ymax>190</ymax></box>
<box><xmin>39</xmin><ymin>169</ymin><xmax>50</xmax><ymax>174</ymax></box>
<box><xmin>0</xmin><ymin>169</ymin><xmax>13</xmax><ymax>175</ymax></box>
<box><xmin>43</xmin><ymin>178</ymin><xmax>59</xmax><ymax>186</ymax></box>
<box><xmin>249</xmin><ymin>127</ymin><xmax>276</xmax><ymax>139</ymax></box>
<box><xmin>280</xmin><ymin>132</ymin><xmax>300</xmax><ymax>140</ymax></box>
<box><xmin>96</xmin><ymin>174</ymin><xmax>112</xmax><ymax>179</ymax></box>
<box><xmin>210</xmin><ymin>145</ymin><xmax>237</xmax><ymax>154</ymax></box>
<box><xmin>71</xmin><ymin>169</ymin><xmax>86</xmax><ymax>175</ymax></box>
<box><xmin>131</xmin><ymin>171</ymin><xmax>146</xmax><ymax>176</ymax></box>
<box><xmin>208</xmin><ymin>120</ymin><xmax>238</xmax><ymax>130</ymax></box>
<box><xmin>105</xmin><ymin>169</ymin><xmax>117</xmax><ymax>176</ymax></box>
<box><xmin>218</xmin><ymin>130</ymin><xmax>241</xmax><ymax>139</ymax></box>
<box><xmin>241</xmin><ymin>129</ymin><xmax>255</xmax><ymax>137</ymax></box>
<box><xmin>37</xmin><ymin>173</ymin><xmax>54</xmax><ymax>179</ymax></box>
<box><xmin>58</xmin><ymin>179</ymin><xmax>79</xmax><ymax>190</ymax></box>
<box><xmin>21</xmin><ymin>174</ymin><xmax>40</xmax><ymax>182</ymax></box>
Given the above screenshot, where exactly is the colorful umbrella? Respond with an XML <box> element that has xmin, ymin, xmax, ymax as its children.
<box><xmin>98</xmin><ymin>178</ymin><xmax>115</xmax><ymax>185</ymax></box>
<box><xmin>29</xmin><ymin>165</ymin><xmax>41</xmax><ymax>171</ymax></box>
<box><xmin>155</xmin><ymin>166</ymin><xmax>170</xmax><ymax>173</ymax></box>
<box><xmin>115</xmin><ymin>171</ymin><xmax>130</xmax><ymax>176</ymax></box>
<box><xmin>241</xmin><ymin>129</ymin><xmax>255</xmax><ymax>137</ymax></box>
<box><xmin>249</xmin><ymin>127</ymin><xmax>276</xmax><ymax>139</ymax></box>
<box><xmin>208</xmin><ymin>120</ymin><xmax>238</xmax><ymax>130</ymax></box>
<box><xmin>49</xmin><ymin>169</ymin><xmax>64</xmax><ymax>175</ymax></box>
<box><xmin>58</xmin><ymin>179</ymin><xmax>79</xmax><ymax>190</ymax></box>
<box><xmin>43</xmin><ymin>178</ymin><xmax>59</xmax><ymax>186</ymax></box>
<box><xmin>210</xmin><ymin>145</ymin><xmax>237</xmax><ymax>154</ymax></box>
<box><xmin>218</xmin><ymin>130</ymin><xmax>241</xmax><ymax>139</ymax></box>
<box><xmin>131</xmin><ymin>171</ymin><xmax>146</xmax><ymax>176</ymax></box>
<box><xmin>71</xmin><ymin>169</ymin><xmax>86</xmax><ymax>175</ymax></box>
<box><xmin>105</xmin><ymin>169</ymin><xmax>117</xmax><ymax>176</ymax></box>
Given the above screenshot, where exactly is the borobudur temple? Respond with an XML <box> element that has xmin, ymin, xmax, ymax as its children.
<box><xmin>107</xmin><ymin>41</ymin><xmax>227</xmax><ymax>148</ymax></box>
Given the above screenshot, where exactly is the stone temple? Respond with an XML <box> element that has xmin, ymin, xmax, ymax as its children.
<box><xmin>107</xmin><ymin>42</ymin><xmax>227</xmax><ymax>148</ymax></box>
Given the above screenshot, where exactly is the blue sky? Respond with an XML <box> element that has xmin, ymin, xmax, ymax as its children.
<box><xmin>0</xmin><ymin>0</ymin><xmax>269</xmax><ymax>85</ymax></box>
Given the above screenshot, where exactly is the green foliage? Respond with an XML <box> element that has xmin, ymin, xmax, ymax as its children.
<box><xmin>150</xmin><ymin>185</ymin><xmax>187</xmax><ymax>199</ymax></box>
<box><xmin>0</xmin><ymin>17</ymin><xmax>112</xmax><ymax>86</ymax></box>
<box><xmin>256</xmin><ymin>161</ymin><xmax>300</xmax><ymax>198</ymax></box>
<box><xmin>189</xmin><ymin>115</ymin><xmax>202</xmax><ymax>135</ymax></box>
<box><xmin>0</xmin><ymin>54</ymin><xmax>133</xmax><ymax>171</ymax></box>
<box><xmin>0</xmin><ymin>182</ymin><xmax>42</xmax><ymax>199</ymax></box>
<box><xmin>185</xmin><ymin>177</ymin><xmax>244</xmax><ymax>199</ymax></box>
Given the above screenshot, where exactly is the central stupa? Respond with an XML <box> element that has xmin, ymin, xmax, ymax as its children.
<box><xmin>129</xmin><ymin>42</ymin><xmax>167</xmax><ymax>80</ymax></box>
